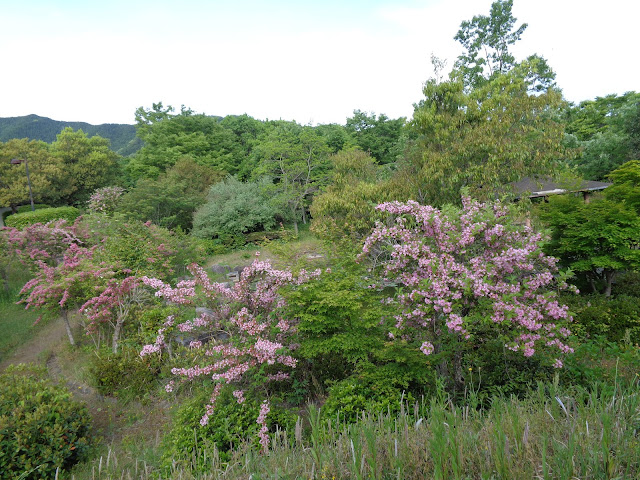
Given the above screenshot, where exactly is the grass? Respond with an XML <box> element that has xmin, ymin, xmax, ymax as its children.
<box><xmin>68</xmin><ymin>379</ymin><xmax>640</xmax><ymax>479</ymax></box>
<box><xmin>0</xmin><ymin>295</ymin><xmax>43</xmax><ymax>363</ymax></box>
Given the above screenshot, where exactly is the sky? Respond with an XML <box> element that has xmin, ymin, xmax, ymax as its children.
<box><xmin>1</xmin><ymin>0</ymin><xmax>638</xmax><ymax>126</ymax></box>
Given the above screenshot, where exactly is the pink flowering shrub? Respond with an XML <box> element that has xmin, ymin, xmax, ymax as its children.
<box><xmin>87</xmin><ymin>186</ymin><xmax>124</xmax><ymax>214</ymax></box>
<box><xmin>141</xmin><ymin>255</ymin><xmax>320</xmax><ymax>450</ymax></box>
<box><xmin>80</xmin><ymin>275</ymin><xmax>147</xmax><ymax>353</ymax></box>
<box><xmin>19</xmin><ymin>243</ymin><xmax>109</xmax><ymax>345</ymax></box>
<box><xmin>3</xmin><ymin>218</ymin><xmax>89</xmax><ymax>271</ymax></box>
<box><xmin>359</xmin><ymin>197</ymin><xmax>576</xmax><ymax>393</ymax></box>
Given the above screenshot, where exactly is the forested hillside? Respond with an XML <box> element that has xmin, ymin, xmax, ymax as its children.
<box><xmin>0</xmin><ymin>114</ymin><xmax>141</xmax><ymax>156</ymax></box>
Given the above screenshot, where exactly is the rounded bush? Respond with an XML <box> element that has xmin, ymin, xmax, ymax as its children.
<box><xmin>0</xmin><ymin>364</ymin><xmax>91</xmax><ymax>479</ymax></box>
<box><xmin>162</xmin><ymin>386</ymin><xmax>295</xmax><ymax>468</ymax></box>
<box><xmin>4</xmin><ymin>206</ymin><xmax>81</xmax><ymax>229</ymax></box>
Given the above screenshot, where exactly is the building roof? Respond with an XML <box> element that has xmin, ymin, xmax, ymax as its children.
<box><xmin>510</xmin><ymin>176</ymin><xmax>612</xmax><ymax>199</ymax></box>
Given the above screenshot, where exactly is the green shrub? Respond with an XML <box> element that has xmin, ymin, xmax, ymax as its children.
<box><xmin>192</xmin><ymin>177</ymin><xmax>282</xmax><ymax>239</ymax></box>
<box><xmin>162</xmin><ymin>386</ymin><xmax>296</xmax><ymax>468</ymax></box>
<box><xmin>561</xmin><ymin>293</ymin><xmax>640</xmax><ymax>343</ymax></box>
<box><xmin>89</xmin><ymin>346</ymin><xmax>162</xmax><ymax>400</ymax></box>
<box><xmin>4</xmin><ymin>206</ymin><xmax>81</xmax><ymax>229</ymax></box>
<box><xmin>322</xmin><ymin>368</ymin><xmax>415</xmax><ymax>423</ymax></box>
<box><xmin>1</xmin><ymin>204</ymin><xmax>50</xmax><ymax>222</ymax></box>
<box><xmin>0</xmin><ymin>364</ymin><xmax>91</xmax><ymax>479</ymax></box>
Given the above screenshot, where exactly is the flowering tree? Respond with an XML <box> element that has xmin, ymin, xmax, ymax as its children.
<box><xmin>80</xmin><ymin>275</ymin><xmax>147</xmax><ymax>353</ymax></box>
<box><xmin>87</xmin><ymin>186</ymin><xmax>125</xmax><ymax>215</ymax></box>
<box><xmin>19</xmin><ymin>244</ymin><xmax>108</xmax><ymax>345</ymax></box>
<box><xmin>3</xmin><ymin>218</ymin><xmax>88</xmax><ymax>271</ymax></box>
<box><xmin>140</xmin><ymin>256</ymin><xmax>320</xmax><ymax>450</ymax></box>
<box><xmin>359</xmin><ymin>198</ymin><xmax>575</xmax><ymax>391</ymax></box>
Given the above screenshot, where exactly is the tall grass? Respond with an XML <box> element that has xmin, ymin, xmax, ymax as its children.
<box><xmin>73</xmin><ymin>379</ymin><xmax>640</xmax><ymax>479</ymax></box>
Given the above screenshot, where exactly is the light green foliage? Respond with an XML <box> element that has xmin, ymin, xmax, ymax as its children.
<box><xmin>538</xmin><ymin>194</ymin><xmax>640</xmax><ymax>296</ymax></box>
<box><xmin>310</xmin><ymin>148</ymin><xmax>388</xmax><ymax>250</ymax></box>
<box><xmin>345</xmin><ymin>110</ymin><xmax>406</xmax><ymax>165</ymax></box>
<box><xmin>85</xmin><ymin>214</ymin><xmax>203</xmax><ymax>280</ymax></box>
<box><xmin>252</xmin><ymin>122</ymin><xmax>331</xmax><ymax>234</ymax></box>
<box><xmin>322</xmin><ymin>372</ymin><xmax>415</xmax><ymax>423</ymax></box>
<box><xmin>0</xmin><ymin>364</ymin><xmax>91</xmax><ymax>479</ymax></box>
<box><xmin>118</xmin><ymin>158</ymin><xmax>222</xmax><ymax>231</ymax></box>
<box><xmin>192</xmin><ymin>177</ymin><xmax>281</xmax><ymax>240</ymax></box>
<box><xmin>286</xmin><ymin>262</ymin><xmax>388</xmax><ymax>369</ymax></box>
<box><xmin>126</xmin><ymin>104</ymin><xmax>240</xmax><ymax>181</ymax></box>
<box><xmin>605</xmin><ymin>160</ymin><xmax>640</xmax><ymax>213</ymax></box>
<box><xmin>4</xmin><ymin>206</ymin><xmax>81</xmax><ymax>229</ymax></box>
<box><xmin>50</xmin><ymin>128</ymin><xmax>121</xmax><ymax>205</ymax></box>
<box><xmin>398</xmin><ymin>67</ymin><xmax>567</xmax><ymax>206</ymax></box>
<box><xmin>0</xmin><ymin>138</ymin><xmax>61</xmax><ymax>211</ymax></box>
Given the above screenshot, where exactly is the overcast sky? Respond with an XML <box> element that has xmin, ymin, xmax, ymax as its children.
<box><xmin>1</xmin><ymin>0</ymin><xmax>638</xmax><ymax>125</ymax></box>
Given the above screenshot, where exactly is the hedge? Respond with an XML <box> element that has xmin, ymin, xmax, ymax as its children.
<box><xmin>4</xmin><ymin>206</ymin><xmax>81</xmax><ymax>229</ymax></box>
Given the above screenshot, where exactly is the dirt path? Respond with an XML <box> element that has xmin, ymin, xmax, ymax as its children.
<box><xmin>0</xmin><ymin>316</ymin><xmax>75</xmax><ymax>371</ymax></box>
<box><xmin>1</xmin><ymin>313</ymin><xmax>171</xmax><ymax>447</ymax></box>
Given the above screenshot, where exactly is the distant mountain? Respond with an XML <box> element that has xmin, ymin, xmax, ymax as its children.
<box><xmin>0</xmin><ymin>114</ymin><xmax>142</xmax><ymax>156</ymax></box>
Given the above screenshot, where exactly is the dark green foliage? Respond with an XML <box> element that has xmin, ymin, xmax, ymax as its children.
<box><xmin>0</xmin><ymin>364</ymin><xmax>91</xmax><ymax>479</ymax></box>
<box><xmin>560</xmin><ymin>336</ymin><xmax>640</xmax><ymax>389</ymax></box>
<box><xmin>89</xmin><ymin>346</ymin><xmax>162</xmax><ymax>400</ymax></box>
<box><xmin>162</xmin><ymin>387</ymin><xmax>295</xmax><ymax>467</ymax></box>
<box><xmin>4</xmin><ymin>206</ymin><xmax>80</xmax><ymax>229</ymax></box>
<box><xmin>118</xmin><ymin>158</ymin><xmax>221</xmax><ymax>231</ymax></box>
<box><xmin>560</xmin><ymin>293</ymin><xmax>640</xmax><ymax>344</ymax></box>
<box><xmin>0</xmin><ymin>114</ymin><xmax>138</xmax><ymax>156</ymax></box>
<box><xmin>192</xmin><ymin>177</ymin><xmax>281</xmax><ymax>239</ymax></box>
<box><xmin>566</xmin><ymin>92</ymin><xmax>640</xmax><ymax>180</ymax></box>
<box><xmin>345</xmin><ymin>110</ymin><xmax>406</xmax><ymax>165</ymax></box>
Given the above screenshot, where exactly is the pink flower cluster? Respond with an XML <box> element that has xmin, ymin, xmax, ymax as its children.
<box><xmin>140</xmin><ymin>255</ymin><xmax>320</xmax><ymax>445</ymax></box>
<box><xmin>360</xmin><ymin>197</ymin><xmax>575</xmax><ymax>367</ymax></box>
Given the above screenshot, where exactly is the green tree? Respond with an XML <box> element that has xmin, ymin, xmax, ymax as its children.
<box><xmin>118</xmin><ymin>158</ymin><xmax>221</xmax><ymax>231</ymax></box>
<box><xmin>396</xmin><ymin>64</ymin><xmax>568</xmax><ymax>206</ymax></box>
<box><xmin>126</xmin><ymin>104</ymin><xmax>241</xmax><ymax>181</ymax></box>
<box><xmin>311</xmin><ymin>149</ymin><xmax>388</xmax><ymax>250</ymax></box>
<box><xmin>0</xmin><ymin>139</ymin><xmax>60</xmax><ymax>212</ymax></box>
<box><xmin>345</xmin><ymin>110</ymin><xmax>406</xmax><ymax>165</ymax></box>
<box><xmin>454</xmin><ymin>0</ymin><xmax>554</xmax><ymax>92</ymax></box>
<box><xmin>538</xmin><ymin>194</ymin><xmax>640</xmax><ymax>296</ymax></box>
<box><xmin>50</xmin><ymin>128</ymin><xmax>121</xmax><ymax>205</ymax></box>
<box><xmin>192</xmin><ymin>177</ymin><xmax>281</xmax><ymax>240</ymax></box>
<box><xmin>566</xmin><ymin>92</ymin><xmax>640</xmax><ymax>179</ymax></box>
<box><xmin>253</xmin><ymin>122</ymin><xmax>331</xmax><ymax>234</ymax></box>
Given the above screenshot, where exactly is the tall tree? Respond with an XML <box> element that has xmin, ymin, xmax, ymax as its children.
<box><xmin>50</xmin><ymin>128</ymin><xmax>121</xmax><ymax>205</ymax></box>
<box><xmin>345</xmin><ymin>110</ymin><xmax>406</xmax><ymax>165</ymax></box>
<box><xmin>453</xmin><ymin>0</ymin><xmax>554</xmax><ymax>92</ymax></box>
<box><xmin>253</xmin><ymin>122</ymin><xmax>331</xmax><ymax>234</ymax></box>
<box><xmin>395</xmin><ymin>63</ymin><xmax>568</xmax><ymax>206</ymax></box>
<box><xmin>0</xmin><ymin>139</ymin><xmax>60</xmax><ymax>212</ymax></box>
<box><xmin>126</xmin><ymin>104</ymin><xmax>241</xmax><ymax>181</ymax></box>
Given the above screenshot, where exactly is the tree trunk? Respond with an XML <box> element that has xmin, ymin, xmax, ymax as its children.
<box><xmin>112</xmin><ymin>317</ymin><xmax>124</xmax><ymax>354</ymax></box>
<box><xmin>604</xmin><ymin>270</ymin><xmax>616</xmax><ymax>297</ymax></box>
<box><xmin>302</xmin><ymin>207</ymin><xmax>307</xmax><ymax>225</ymax></box>
<box><xmin>61</xmin><ymin>309</ymin><xmax>75</xmax><ymax>346</ymax></box>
